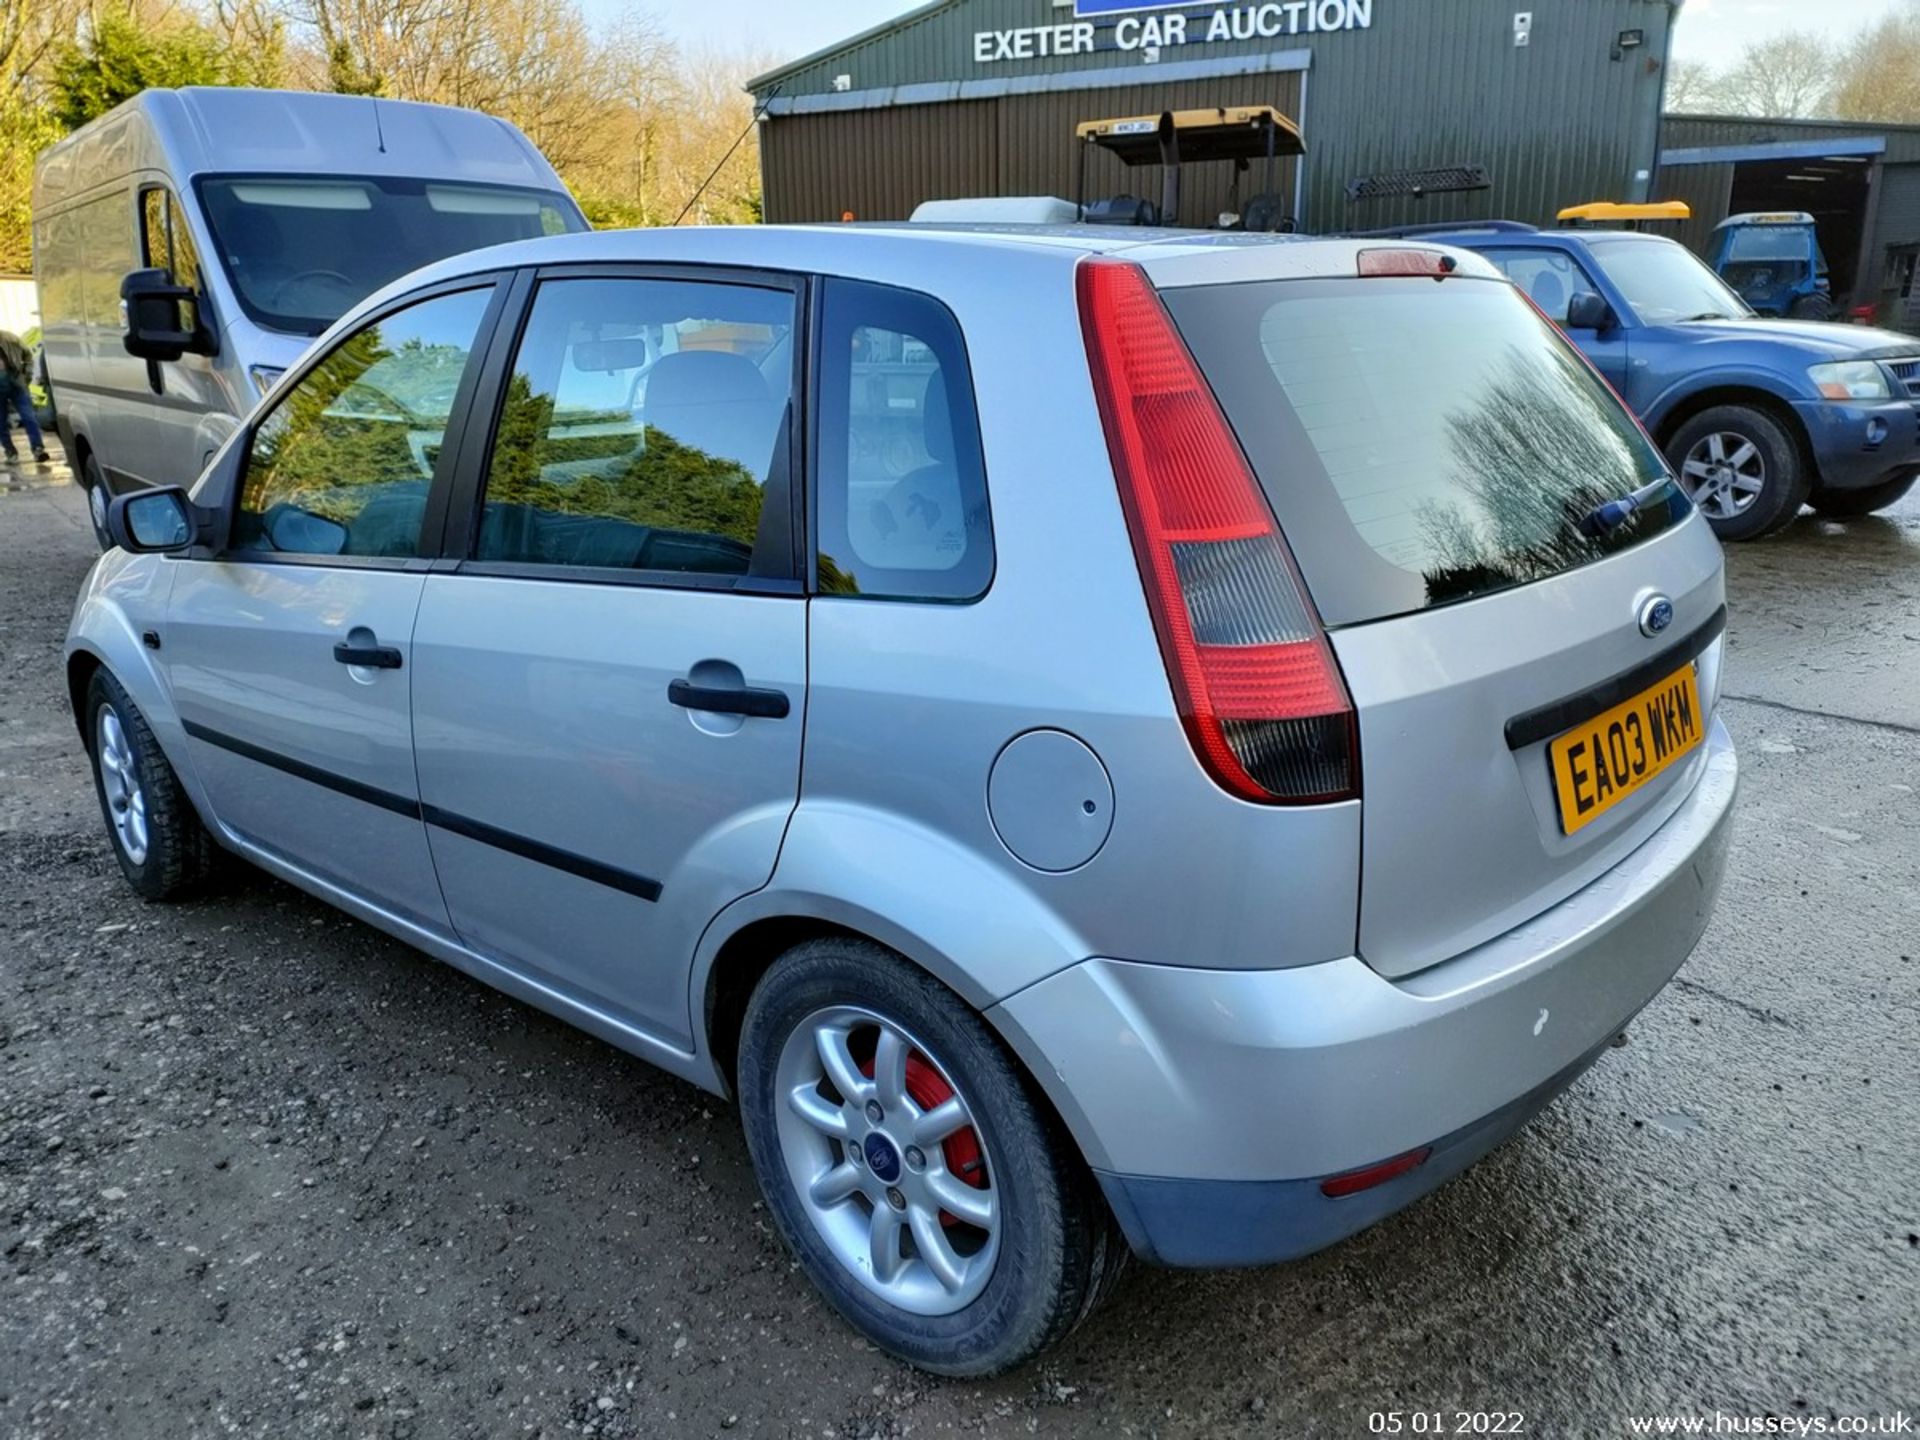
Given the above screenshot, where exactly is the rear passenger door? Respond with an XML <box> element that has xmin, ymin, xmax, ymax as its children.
<box><xmin>409</xmin><ymin>267</ymin><xmax>807</xmax><ymax>1051</ymax></box>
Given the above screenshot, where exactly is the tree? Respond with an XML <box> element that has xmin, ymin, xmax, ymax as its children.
<box><xmin>1663</xmin><ymin>58</ymin><xmax>1725</xmax><ymax>114</ymax></box>
<box><xmin>49</xmin><ymin>7</ymin><xmax>281</xmax><ymax>130</ymax></box>
<box><xmin>1714</xmin><ymin>30</ymin><xmax>1835</xmax><ymax>119</ymax></box>
<box><xmin>1829</xmin><ymin>4</ymin><xmax>1920</xmax><ymax>123</ymax></box>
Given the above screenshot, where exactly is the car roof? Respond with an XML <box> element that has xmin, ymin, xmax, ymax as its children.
<box><xmin>347</xmin><ymin>222</ymin><xmax>1502</xmax><ymax>319</ymax></box>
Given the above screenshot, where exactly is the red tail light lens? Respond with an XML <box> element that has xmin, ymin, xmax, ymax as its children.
<box><xmin>1077</xmin><ymin>259</ymin><xmax>1358</xmax><ymax>805</ymax></box>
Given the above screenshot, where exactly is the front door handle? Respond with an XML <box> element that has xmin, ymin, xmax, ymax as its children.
<box><xmin>333</xmin><ymin>641</ymin><xmax>403</xmax><ymax>670</ymax></box>
<box><xmin>668</xmin><ymin>678</ymin><xmax>790</xmax><ymax>719</ymax></box>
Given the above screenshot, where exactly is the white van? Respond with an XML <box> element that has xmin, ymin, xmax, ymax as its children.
<box><xmin>32</xmin><ymin>87</ymin><xmax>587</xmax><ymax>543</ymax></box>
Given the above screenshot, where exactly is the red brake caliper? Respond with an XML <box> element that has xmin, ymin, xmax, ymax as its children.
<box><xmin>861</xmin><ymin>1049</ymin><xmax>987</xmax><ymax>1226</ymax></box>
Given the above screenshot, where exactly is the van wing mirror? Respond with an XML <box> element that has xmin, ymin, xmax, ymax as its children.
<box><xmin>1565</xmin><ymin>291</ymin><xmax>1615</xmax><ymax>332</ymax></box>
<box><xmin>105</xmin><ymin>486</ymin><xmax>206</xmax><ymax>554</ymax></box>
<box><xmin>121</xmin><ymin>268</ymin><xmax>212</xmax><ymax>362</ymax></box>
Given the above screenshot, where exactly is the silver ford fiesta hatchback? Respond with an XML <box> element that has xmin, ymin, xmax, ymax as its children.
<box><xmin>68</xmin><ymin>225</ymin><xmax>1736</xmax><ymax>1375</ymax></box>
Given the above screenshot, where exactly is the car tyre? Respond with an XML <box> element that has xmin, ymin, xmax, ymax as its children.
<box><xmin>85</xmin><ymin>669</ymin><xmax>218</xmax><ymax>900</ymax></box>
<box><xmin>1809</xmin><ymin>474</ymin><xmax>1916</xmax><ymax>518</ymax></box>
<box><xmin>737</xmin><ymin>937</ymin><xmax>1124</xmax><ymax>1377</ymax></box>
<box><xmin>1787</xmin><ymin>295</ymin><xmax>1835</xmax><ymax>323</ymax></box>
<box><xmin>1665</xmin><ymin>405</ymin><xmax>1809</xmax><ymax>541</ymax></box>
<box><xmin>81</xmin><ymin>451</ymin><xmax>113</xmax><ymax>550</ymax></box>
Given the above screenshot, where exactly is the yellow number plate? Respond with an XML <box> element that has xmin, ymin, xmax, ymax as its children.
<box><xmin>1549</xmin><ymin>666</ymin><xmax>1703</xmax><ymax>835</ymax></box>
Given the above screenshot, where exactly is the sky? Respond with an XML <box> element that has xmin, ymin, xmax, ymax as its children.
<box><xmin>625</xmin><ymin>0</ymin><xmax>1904</xmax><ymax>73</ymax></box>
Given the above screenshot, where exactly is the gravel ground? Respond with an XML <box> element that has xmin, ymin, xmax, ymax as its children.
<box><xmin>2</xmin><ymin>466</ymin><xmax>1916</xmax><ymax>1439</ymax></box>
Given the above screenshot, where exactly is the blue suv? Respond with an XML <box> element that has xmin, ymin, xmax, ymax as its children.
<box><xmin>1400</xmin><ymin>223</ymin><xmax>1920</xmax><ymax>539</ymax></box>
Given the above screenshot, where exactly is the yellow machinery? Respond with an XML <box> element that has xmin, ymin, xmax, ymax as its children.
<box><xmin>1076</xmin><ymin>106</ymin><xmax>1306</xmax><ymax>231</ymax></box>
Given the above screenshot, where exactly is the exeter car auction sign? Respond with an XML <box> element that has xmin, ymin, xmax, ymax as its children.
<box><xmin>974</xmin><ymin>0</ymin><xmax>1374</xmax><ymax>63</ymax></box>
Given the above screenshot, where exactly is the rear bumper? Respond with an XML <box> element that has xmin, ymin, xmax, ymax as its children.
<box><xmin>989</xmin><ymin>715</ymin><xmax>1737</xmax><ymax>1268</ymax></box>
<box><xmin>1792</xmin><ymin>397</ymin><xmax>1920</xmax><ymax>491</ymax></box>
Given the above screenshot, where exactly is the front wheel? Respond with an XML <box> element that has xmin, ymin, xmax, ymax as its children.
<box><xmin>1788</xmin><ymin>294</ymin><xmax>1836</xmax><ymax>322</ymax></box>
<box><xmin>737</xmin><ymin>938</ymin><xmax>1123</xmax><ymax>1376</ymax></box>
<box><xmin>86</xmin><ymin>669</ymin><xmax>218</xmax><ymax>899</ymax></box>
<box><xmin>1809</xmin><ymin>473</ymin><xmax>1916</xmax><ymax>517</ymax></box>
<box><xmin>1665</xmin><ymin>405</ymin><xmax>1809</xmax><ymax>541</ymax></box>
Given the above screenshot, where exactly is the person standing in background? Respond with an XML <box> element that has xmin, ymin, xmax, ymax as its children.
<box><xmin>0</xmin><ymin>329</ymin><xmax>52</xmax><ymax>466</ymax></box>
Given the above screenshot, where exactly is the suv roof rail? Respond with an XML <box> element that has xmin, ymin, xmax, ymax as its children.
<box><xmin>1342</xmin><ymin>220</ymin><xmax>1539</xmax><ymax>239</ymax></box>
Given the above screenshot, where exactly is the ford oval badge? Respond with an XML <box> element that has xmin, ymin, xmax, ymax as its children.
<box><xmin>1639</xmin><ymin>595</ymin><xmax>1675</xmax><ymax>638</ymax></box>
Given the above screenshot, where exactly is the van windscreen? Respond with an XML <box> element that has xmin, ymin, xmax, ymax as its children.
<box><xmin>1164</xmin><ymin>275</ymin><xmax>1688</xmax><ymax>626</ymax></box>
<box><xmin>199</xmin><ymin>176</ymin><xmax>583</xmax><ymax>335</ymax></box>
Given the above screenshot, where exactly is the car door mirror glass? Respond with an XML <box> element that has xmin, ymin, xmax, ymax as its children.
<box><xmin>1566</xmin><ymin>291</ymin><xmax>1614</xmax><ymax>332</ymax></box>
<box><xmin>259</xmin><ymin>502</ymin><xmax>350</xmax><ymax>555</ymax></box>
<box><xmin>107</xmin><ymin>487</ymin><xmax>197</xmax><ymax>553</ymax></box>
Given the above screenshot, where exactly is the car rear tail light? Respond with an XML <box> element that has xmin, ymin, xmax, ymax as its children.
<box><xmin>1077</xmin><ymin>259</ymin><xmax>1358</xmax><ymax>805</ymax></box>
<box><xmin>1319</xmin><ymin>1146</ymin><xmax>1432</xmax><ymax>1199</ymax></box>
<box><xmin>1357</xmin><ymin>247</ymin><xmax>1458</xmax><ymax>279</ymax></box>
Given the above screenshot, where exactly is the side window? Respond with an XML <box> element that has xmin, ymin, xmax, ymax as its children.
<box><xmin>140</xmin><ymin>188</ymin><xmax>203</xmax><ymax>296</ymax></box>
<box><xmin>474</xmin><ymin>276</ymin><xmax>796</xmax><ymax>578</ymax></box>
<box><xmin>1481</xmin><ymin>248</ymin><xmax>1592</xmax><ymax>326</ymax></box>
<box><xmin>815</xmin><ymin>278</ymin><xmax>992</xmax><ymax>601</ymax></box>
<box><xmin>234</xmin><ymin>286</ymin><xmax>493</xmax><ymax>559</ymax></box>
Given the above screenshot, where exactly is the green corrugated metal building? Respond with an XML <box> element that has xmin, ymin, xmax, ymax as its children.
<box><xmin>748</xmin><ymin>0</ymin><xmax>1679</xmax><ymax>234</ymax></box>
<box><xmin>1658</xmin><ymin>114</ymin><xmax>1920</xmax><ymax>323</ymax></box>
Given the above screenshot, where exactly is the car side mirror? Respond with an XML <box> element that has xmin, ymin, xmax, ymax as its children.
<box><xmin>106</xmin><ymin>486</ymin><xmax>202</xmax><ymax>554</ymax></box>
<box><xmin>1566</xmin><ymin>291</ymin><xmax>1615</xmax><ymax>332</ymax></box>
<box><xmin>120</xmin><ymin>268</ymin><xmax>214</xmax><ymax>362</ymax></box>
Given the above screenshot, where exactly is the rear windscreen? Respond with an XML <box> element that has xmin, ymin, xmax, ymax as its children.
<box><xmin>1166</xmin><ymin>276</ymin><xmax>1688</xmax><ymax>627</ymax></box>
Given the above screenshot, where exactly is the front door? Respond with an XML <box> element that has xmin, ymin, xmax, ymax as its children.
<box><xmin>409</xmin><ymin>270</ymin><xmax>807</xmax><ymax>1049</ymax></box>
<box><xmin>1484</xmin><ymin>245</ymin><xmax>1632</xmax><ymax>394</ymax></box>
<box><xmin>165</xmin><ymin>282</ymin><xmax>501</xmax><ymax>933</ymax></box>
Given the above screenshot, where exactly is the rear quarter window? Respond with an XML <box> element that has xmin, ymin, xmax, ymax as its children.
<box><xmin>1165</xmin><ymin>275</ymin><xmax>1687</xmax><ymax>626</ymax></box>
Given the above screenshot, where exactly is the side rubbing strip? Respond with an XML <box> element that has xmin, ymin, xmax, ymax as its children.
<box><xmin>420</xmin><ymin>806</ymin><xmax>664</xmax><ymax>904</ymax></box>
<box><xmin>180</xmin><ymin>720</ymin><xmax>663</xmax><ymax>902</ymax></box>
<box><xmin>182</xmin><ymin>719</ymin><xmax>421</xmax><ymax>818</ymax></box>
<box><xmin>1503</xmin><ymin>607</ymin><xmax>1727</xmax><ymax>752</ymax></box>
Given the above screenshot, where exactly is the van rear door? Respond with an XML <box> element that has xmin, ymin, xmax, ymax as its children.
<box><xmin>1162</xmin><ymin>259</ymin><xmax>1725</xmax><ymax>979</ymax></box>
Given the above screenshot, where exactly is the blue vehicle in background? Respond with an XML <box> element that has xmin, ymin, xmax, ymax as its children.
<box><xmin>1707</xmin><ymin>212</ymin><xmax>1834</xmax><ymax>322</ymax></box>
<box><xmin>1397</xmin><ymin>222</ymin><xmax>1920</xmax><ymax>539</ymax></box>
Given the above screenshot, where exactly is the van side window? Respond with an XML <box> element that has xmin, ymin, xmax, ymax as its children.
<box><xmin>140</xmin><ymin>188</ymin><xmax>203</xmax><ymax>297</ymax></box>
<box><xmin>472</xmin><ymin>276</ymin><xmax>797</xmax><ymax>579</ymax></box>
<box><xmin>233</xmin><ymin>287</ymin><xmax>493</xmax><ymax>560</ymax></box>
<box><xmin>814</xmin><ymin>279</ymin><xmax>992</xmax><ymax>601</ymax></box>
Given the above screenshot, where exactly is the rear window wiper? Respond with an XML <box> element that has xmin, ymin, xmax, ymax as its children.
<box><xmin>1579</xmin><ymin>478</ymin><xmax>1676</xmax><ymax>538</ymax></box>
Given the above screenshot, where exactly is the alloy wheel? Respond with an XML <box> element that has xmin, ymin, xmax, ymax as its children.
<box><xmin>773</xmin><ymin>1006</ymin><xmax>1000</xmax><ymax>1316</ymax></box>
<box><xmin>97</xmin><ymin>704</ymin><xmax>149</xmax><ymax>866</ymax></box>
<box><xmin>1680</xmin><ymin>431</ymin><xmax>1766</xmax><ymax>521</ymax></box>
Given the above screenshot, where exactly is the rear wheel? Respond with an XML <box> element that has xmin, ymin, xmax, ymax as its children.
<box><xmin>1788</xmin><ymin>294</ymin><xmax>1835</xmax><ymax>322</ymax></box>
<box><xmin>737</xmin><ymin>937</ymin><xmax>1123</xmax><ymax>1376</ymax></box>
<box><xmin>1809</xmin><ymin>473</ymin><xmax>1916</xmax><ymax>517</ymax></box>
<box><xmin>86</xmin><ymin>669</ymin><xmax>217</xmax><ymax>899</ymax></box>
<box><xmin>1666</xmin><ymin>405</ymin><xmax>1809</xmax><ymax>541</ymax></box>
<box><xmin>81</xmin><ymin>451</ymin><xmax>112</xmax><ymax>550</ymax></box>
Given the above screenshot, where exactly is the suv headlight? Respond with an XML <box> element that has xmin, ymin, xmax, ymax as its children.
<box><xmin>1809</xmin><ymin>361</ymin><xmax>1891</xmax><ymax>401</ymax></box>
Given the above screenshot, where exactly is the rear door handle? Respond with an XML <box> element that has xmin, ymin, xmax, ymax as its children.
<box><xmin>668</xmin><ymin>678</ymin><xmax>790</xmax><ymax>719</ymax></box>
<box><xmin>333</xmin><ymin>642</ymin><xmax>404</xmax><ymax>670</ymax></box>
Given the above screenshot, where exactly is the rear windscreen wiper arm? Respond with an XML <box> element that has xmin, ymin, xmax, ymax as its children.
<box><xmin>1579</xmin><ymin>478</ymin><xmax>1675</xmax><ymax>538</ymax></box>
